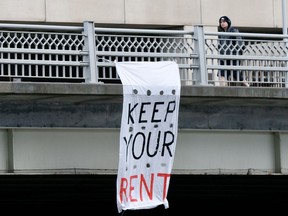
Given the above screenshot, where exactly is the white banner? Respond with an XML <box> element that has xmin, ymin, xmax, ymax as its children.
<box><xmin>115</xmin><ymin>61</ymin><xmax>181</xmax><ymax>213</ymax></box>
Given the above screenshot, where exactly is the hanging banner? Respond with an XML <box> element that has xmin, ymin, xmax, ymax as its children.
<box><xmin>115</xmin><ymin>61</ymin><xmax>181</xmax><ymax>213</ymax></box>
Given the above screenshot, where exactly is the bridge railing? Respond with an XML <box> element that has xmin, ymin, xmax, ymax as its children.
<box><xmin>204</xmin><ymin>31</ymin><xmax>288</xmax><ymax>87</ymax></box>
<box><xmin>0</xmin><ymin>23</ymin><xmax>87</xmax><ymax>83</ymax></box>
<box><xmin>0</xmin><ymin>22</ymin><xmax>287</xmax><ymax>87</ymax></box>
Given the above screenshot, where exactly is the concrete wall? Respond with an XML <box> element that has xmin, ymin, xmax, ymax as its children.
<box><xmin>0</xmin><ymin>83</ymin><xmax>287</xmax><ymax>175</ymax></box>
<box><xmin>0</xmin><ymin>0</ymin><xmax>286</xmax><ymax>29</ymax></box>
<box><xmin>1</xmin><ymin>128</ymin><xmax>287</xmax><ymax>175</ymax></box>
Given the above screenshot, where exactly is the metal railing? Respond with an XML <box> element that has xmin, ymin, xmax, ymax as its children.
<box><xmin>0</xmin><ymin>23</ymin><xmax>87</xmax><ymax>83</ymax></box>
<box><xmin>0</xmin><ymin>21</ymin><xmax>287</xmax><ymax>87</ymax></box>
<box><xmin>205</xmin><ymin>31</ymin><xmax>288</xmax><ymax>87</ymax></box>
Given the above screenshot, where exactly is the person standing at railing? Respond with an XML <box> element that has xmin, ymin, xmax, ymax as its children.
<box><xmin>218</xmin><ymin>16</ymin><xmax>249</xmax><ymax>87</ymax></box>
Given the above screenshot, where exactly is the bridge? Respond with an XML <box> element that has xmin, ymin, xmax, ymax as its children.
<box><xmin>0</xmin><ymin>22</ymin><xmax>288</xmax><ymax>214</ymax></box>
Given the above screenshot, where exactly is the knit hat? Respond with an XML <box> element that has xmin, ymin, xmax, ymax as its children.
<box><xmin>219</xmin><ymin>16</ymin><xmax>231</xmax><ymax>30</ymax></box>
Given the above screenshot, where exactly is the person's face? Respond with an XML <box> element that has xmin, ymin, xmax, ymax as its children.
<box><xmin>220</xmin><ymin>19</ymin><xmax>228</xmax><ymax>30</ymax></box>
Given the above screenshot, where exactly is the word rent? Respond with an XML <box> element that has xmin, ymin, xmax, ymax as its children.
<box><xmin>119</xmin><ymin>173</ymin><xmax>171</xmax><ymax>203</ymax></box>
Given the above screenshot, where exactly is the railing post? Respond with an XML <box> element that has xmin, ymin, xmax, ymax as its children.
<box><xmin>193</xmin><ymin>25</ymin><xmax>208</xmax><ymax>85</ymax></box>
<box><xmin>282</xmin><ymin>0</ymin><xmax>288</xmax><ymax>87</ymax></box>
<box><xmin>7</xmin><ymin>129</ymin><xmax>15</xmax><ymax>173</ymax></box>
<box><xmin>83</xmin><ymin>21</ymin><xmax>98</xmax><ymax>83</ymax></box>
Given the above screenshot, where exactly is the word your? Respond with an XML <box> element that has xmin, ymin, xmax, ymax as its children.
<box><xmin>123</xmin><ymin>130</ymin><xmax>174</xmax><ymax>160</ymax></box>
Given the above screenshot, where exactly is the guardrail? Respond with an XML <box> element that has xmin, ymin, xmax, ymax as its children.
<box><xmin>0</xmin><ymin>21</ymin><xmax>287</xmax><ymax>87</ymax></box>
<box><xmin>205</xmin><ymin>31</ymin><xmax>288</xmax><ymax>87</ymax></box>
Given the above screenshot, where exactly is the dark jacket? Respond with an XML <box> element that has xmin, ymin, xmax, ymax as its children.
<box><xmin>218</xmin><ymin>16</ymin><xmax>244</xmax><ymax>55</ymax></box>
